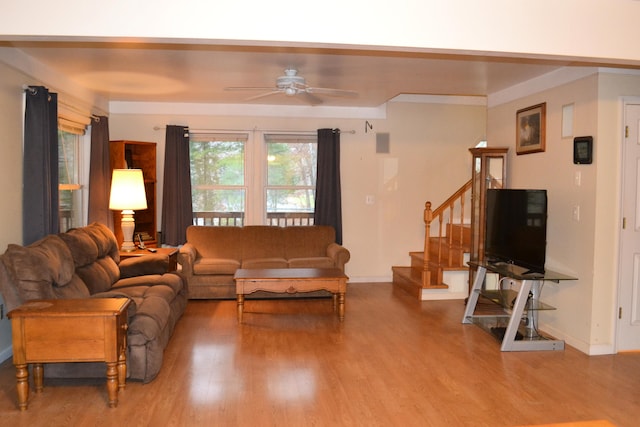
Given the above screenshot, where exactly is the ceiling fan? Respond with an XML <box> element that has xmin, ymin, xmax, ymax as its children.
<box><xmin>225</xmin><ymin>68</ymin><xmax>358</xmax><ymax>105</ymax></box>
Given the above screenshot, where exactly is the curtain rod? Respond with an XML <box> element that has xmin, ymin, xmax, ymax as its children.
<box><xmin>23</xmin><ymin>84</ymin><xmax>103</xmax><ymax>120</ymax></box>
<box><xmin>153</xmin><ymin>126</ymin><xmax>355</xmax><ymax>135</ymax></box>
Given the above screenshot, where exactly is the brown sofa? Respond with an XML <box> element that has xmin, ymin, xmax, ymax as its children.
<box><xmin>0</xmin><ymin>223</ymin><xmax>187</xmax><ymax>383</ymax></box>
<box><xmin>178</xmin><ymin>225</ymin><xmax>350</xmax><ymax>299</ymax></box>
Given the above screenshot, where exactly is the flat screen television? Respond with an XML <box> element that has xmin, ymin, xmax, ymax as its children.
<box><xmin>484</xmin><ymin>189</ymin><xmax>547</xmax><ymax>274</ymax></box>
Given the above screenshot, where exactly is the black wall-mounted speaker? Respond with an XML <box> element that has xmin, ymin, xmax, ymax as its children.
<box><xmin>376</xmin><ymin>133</ymin><xmax>390</xmax><ymax>153</ymax></box>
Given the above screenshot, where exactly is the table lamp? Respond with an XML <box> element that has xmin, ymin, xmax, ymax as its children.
<box><xmin>109</xmin><ymin>169</ymin><xmax>148</xmax><ymax>251</ymax></box>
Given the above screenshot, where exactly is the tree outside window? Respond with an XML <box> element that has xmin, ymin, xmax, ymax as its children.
<box><xmin>190</xmin><ymin>133</ymin><xmax>247</xmax><ymax>225</ymax></box>
<box><xmin>265</xmin><ymin>134</ymin><xmax>317</xmax><ymax>224</ymax></box>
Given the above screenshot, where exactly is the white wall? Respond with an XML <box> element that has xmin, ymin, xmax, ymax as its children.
<box><xmin>109</xmin><ymin>100</ymin><xmax>486</xmax><ymax>281</ymax></box>
<box><xmin>2</xmin><ymin>1</ymin><xmax>640</xmax><ymax>64</ymax></box>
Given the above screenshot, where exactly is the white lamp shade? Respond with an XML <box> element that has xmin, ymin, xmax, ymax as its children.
<box><xmin>109</xmin><ymin>169</ymin><xmax>148</xmax><ymax>211</ymax></box>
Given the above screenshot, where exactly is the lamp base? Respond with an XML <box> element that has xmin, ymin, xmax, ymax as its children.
<box><xmin>120</xmin><ymin>210</ymin><xmax>136</xmax><ymax>252</ymax></box>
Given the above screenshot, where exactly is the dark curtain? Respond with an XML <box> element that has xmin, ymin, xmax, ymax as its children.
<box><xmin>23</xmin><ymin>86</ymin><xmax>59</xmax><ymax>245</ymax></box>
<box><xmin>314</xmin><ymin>128</ymin><xmax>343</xmax><ymax>244</ymax></box>
<box><xmin>161</xmin><ymin>125</ymin><xmax>193</xmax><ymax>246</ymax></box>
<box><xmin>88</xmin><ymin>116</ymin><xmax>114</xmax><ymax>229</ymax></box>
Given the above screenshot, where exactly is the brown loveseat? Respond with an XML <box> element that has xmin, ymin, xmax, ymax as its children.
<box><xmin>0</xmin><ymin>222</ymin><xmax>187</xmax><ymax>383</ymax></box>
<box><xmin>178</xmin><ymin>225</ymin><xmax>350</xmax><ymax>299</ymax></box>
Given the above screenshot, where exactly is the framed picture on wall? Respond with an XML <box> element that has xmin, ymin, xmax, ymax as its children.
<box><xmin>516</xmin><ymin>102</ymin><xmax>546</xmax><ymax>155</ymax></box>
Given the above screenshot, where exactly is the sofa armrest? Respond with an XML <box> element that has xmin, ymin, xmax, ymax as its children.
<box><xmin>119</xmin><ymin>255</ymin><xmax>169</xmax><ymax>279</ymax></box>
<box><xmin>178</xmin><ymin>243</ymin><xmax>197</xmax><ymax>277</ymax></box>
<box><xmin>326</xmin><ymin>243</ymin><xmax>351</xmax><ymax>271</ymax></box>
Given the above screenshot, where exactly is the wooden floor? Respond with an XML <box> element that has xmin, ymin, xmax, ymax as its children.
<box><xmin>0</xmin><ymin>283</ymin><xmax>638</xmax><ymax>426</ymax></box>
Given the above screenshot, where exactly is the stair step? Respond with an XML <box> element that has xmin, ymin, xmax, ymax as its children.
<box><xmin>409</xmin><ymin>251</ymin><xmax>467</xmax><ymax>270</ymax></box>
<box><xmin>392</xmin><ymin>267</ymin><xmax>422</xmax><ymax>298</ymax></box>
<box><xmin>393</xmin><ymin>266</ymin><xmax>469</xmax><ymax>301</ymax></box>
<box><xmin>407</xmin><ymin>254</ymin><xmax>442</xmax><ymax>286</ymax></box>
<box><xmin>391</xmin><ymin>266</ymin><xmax>448</xmax><ymax>290</ymax></box>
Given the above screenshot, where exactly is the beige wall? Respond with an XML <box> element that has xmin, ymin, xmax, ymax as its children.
<box><xmin>487</xmin><ymin>72</ymin><xmax>640</xmax><ymax>354</ymax></box>
<box><xmin>109</xmin><ymin>101</ymin><xmax>486</xmax><ymax>281</ymax></box>
<box><xmin>0</xmin><ymin>61</ymin><xmax>27</xmax><ymax>358</ymax></box>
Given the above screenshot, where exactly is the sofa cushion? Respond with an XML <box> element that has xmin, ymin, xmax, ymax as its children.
<box><xmin>83</xmin><ymin>222</ymin><xmax>120</xmax><ymax>261</ymax></box>
<box><xmin>59</xmin><ymin>227</ymin><xmax>100</xmax><ymax>267</ymax></box>
<box><xmin>75</xmin><ymin>257</ymin><xmax>120</xmax><ymax>295</ymax></box>
<box><xmin>119</xmin><ymin>255</ymin><xmax>170</xmax><ymax>278</ymax></box>
<box><xmin>185</xmin><ymin>226</ymin><xmax>243</xmax><ymax>260</ymax></box>
<box><xmin>288</xmin><ymin>257</ymin><xmax>335</xmax><ymax>269</ymax></box>
<box><xmin>126</xmin><ymin>290</ymin><xmax>172</xmax><ymax>344</ymax></box>
<box><xmin>284</xmin><ymin>226</ymin><xmax>335</xmax><ymax>258</ymax></box>
<box><xmin>52</xmin><ymin>275</ymin><xmax>91</xmax><ymax>299</ymax></box>
<box><xmin>1</xmin><ymin>248</ymin><xmax>56</xmax><ymax>301</ymax></box>
<box><xmin>193</xmin><ymin>258</ymin><xmax>241</xmax><ymax>275</ymax></box>
<box><xmin>1</xmin><ymin>235</ymin><xmax>75</xmax><ymax>302</ymax></box>
<box><xmin>242</xmin><ymin>257</ymin><xmax>288</xmax><ymax>269</ymax></box>
<box><xmin>112</xmin><ymin>273</ymin><xmax>184</xmax><ymax>296</ymax></box>
<box><xmin>242</xmin><ymin>226</ymin><xmax>287</xmax><ymax>260</ymax></box>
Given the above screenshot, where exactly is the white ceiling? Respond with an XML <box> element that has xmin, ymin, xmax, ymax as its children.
<box><xmin>3</xmin><ymin>41</ymin><xmax>622</xmax><ymax>107</ymax></box>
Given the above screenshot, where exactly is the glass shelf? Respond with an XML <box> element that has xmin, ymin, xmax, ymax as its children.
<box><xmin>469</xmin><ymin>261</ymin><xmax>577</xmax><ymax>282</ymax></box>
<box><xmin>479</xmin><ymin>289</ymin><xmax>557</xmax><ymax>311</ymax></box>
<box><xmin>470</xmin><ymin>316</ymin><xmax>558</xmax><ymax>343</ymax></box>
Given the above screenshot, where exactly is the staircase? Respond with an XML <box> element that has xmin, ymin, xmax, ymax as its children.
<box><xmin>392</xmin><ymin>180</ymin><xmax>472</xmax><ymax>300</ymax></box>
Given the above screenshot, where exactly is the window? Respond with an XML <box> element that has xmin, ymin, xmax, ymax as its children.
<box><xmin>265</xmin><ymin>134</ymin><xmax>317</xmax><ymax>226</ymax></box>
<box><xmin>58</xmin><ymin>129</ymin><xmax>84</xmax><ymax>232</ymax></box>
<box><xmin>188</xmin><ymin>131</ymin><xmax>317</xmax><ymax>227</ymax></box>
<box><xmin>190</xmin><ymin>133</ymin><xmax>248</xmax><ymax>226</ymax></box>
<box><xmin>57</xmin><ymin>100</ymin><xmax>91</xmax><ymax>233</ymax></box>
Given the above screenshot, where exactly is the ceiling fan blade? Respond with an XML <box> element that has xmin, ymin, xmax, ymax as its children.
<box><xmin>244</xmin><ymin>90</ymin><xmax>283</xmax><ymax>101</ymax></box>
<box><xmin>224</xmin><ymin>86</ymin><xmax>278</xmax><ymax>91</ymax></box>
<box><xmin>306</xmin><ymin>87</ymin><xmax>358</xmax><ymax>97</ymax></box>
<box><xmin>297</xmin><ymin>92</ymin><xmax>324</xmax><ymax>106</ymax></box>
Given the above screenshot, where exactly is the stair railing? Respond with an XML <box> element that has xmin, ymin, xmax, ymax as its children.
<box><xmin>422</xmin><ymin>179</ymin><xmax>472</xmax><ymax>286</ymax></box>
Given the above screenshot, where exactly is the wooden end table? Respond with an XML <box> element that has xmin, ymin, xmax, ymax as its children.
<box><xmin>8</xmin><ymin>298</ymin><xmax>130</xmax><ymax>410</ymax></box>
<box><xmin>234</xmin><ymin>268</ymin><xmax>348</xmax><ymax>323</ymax></box>
<box><xmin>119</xmin><ymin>247</ymin><xmax>178</xmax><ymax>271</ymax></box>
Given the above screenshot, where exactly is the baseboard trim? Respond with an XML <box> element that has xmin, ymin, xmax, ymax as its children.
<box><xmin>0</xmin><ymin>345</ymin><xmax>12</xmax><ymax>363</ymax></box>
<box><xmin>539</xmin><ymin>323</ymin><xmax>615</xmax><ymax>355</ymax></box>
<box><xmin>420</xmin><ymin>290</ymin><xmax>467</xmax><ymax>301</ymax></box>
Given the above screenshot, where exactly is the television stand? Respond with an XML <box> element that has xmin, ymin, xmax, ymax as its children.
<box><xmin>462</xmin><ymin>261</ymin><xmax>577</xmax><ymax>351</ymax></box>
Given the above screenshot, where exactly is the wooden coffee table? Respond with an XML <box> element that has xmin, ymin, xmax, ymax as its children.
<box><xmin>8</xmin><ymin>298</ymin><xmax>130</xmax><ymax>410</ymax></box>
<box><xmin>234</xmin><ymin>268</ymin><xmax>348</xmax><ymax>322</ymax></box>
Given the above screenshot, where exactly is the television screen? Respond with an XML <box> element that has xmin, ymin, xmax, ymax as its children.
<box><xmin>484</xmin><ymin>189</ymin><xmax>547</xmax><ymax>274</ymax></box>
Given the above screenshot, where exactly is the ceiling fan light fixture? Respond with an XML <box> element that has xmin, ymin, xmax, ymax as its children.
<box><xmin>284</xmin><ymin>87</ymin><xmax>297</xmax><ymax>96</ymax></box>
